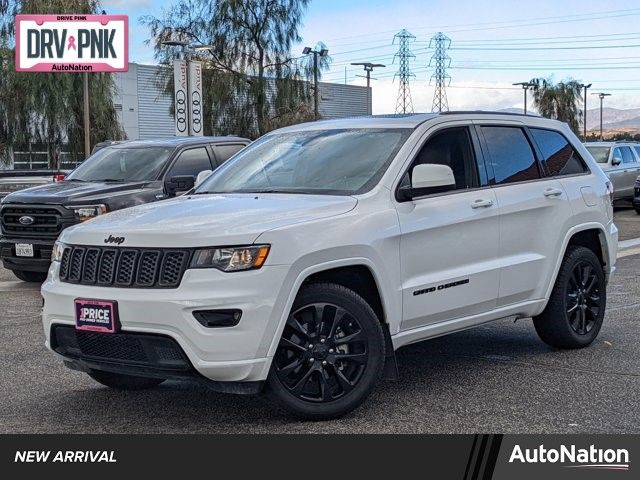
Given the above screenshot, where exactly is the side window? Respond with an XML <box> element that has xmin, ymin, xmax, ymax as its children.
<box><xmin>481</xmin><ymin>126</ymin><xmax>540</xmax><ymax>185</ymax></box>
<box><xmin>214</xmin><ymin>144</ymin><xmax>245</xmax><ymax>165</ymax></box>
<box><xmin>634</xmin><ymin>146</ymin><xmax>640</xmax><ymax>161</ymax></box>
<box><xmin>530</xmin><ymin>128</ymin><xmax>588</xmax><ymax>176</ymax></box>
<box><xmin>167</xmin><ymin>147</ymin><xmax>212</xmax><ymax>178</ymax></box>
<box><xmin>407</xmin><ymin>127</ymin><xmax>482</xmax><ymax>191</ymax></box>
<box><xmin>621</xmin><ymin>146</ymin><xmax>636</xmax><ymax>164</ymax></box>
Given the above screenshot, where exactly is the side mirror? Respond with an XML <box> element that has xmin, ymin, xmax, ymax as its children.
<box><xmin>165</xmin><ymin>175</ymin><xmax>195</xmax><ymax>196</ymax></box>
<box><xmin>398</xmin><ymin>164</ymin><xmax>456</xmax><ymax>201</ymax></box>
<box><xmin>195</xmin><ymin>170</ymin><xmax>213</xmax><ymax>188</ymax></box>
<box><xmin>612</xmin><ymin>156</ymin><xmax>622</xmax><ymax>166</ymax></box>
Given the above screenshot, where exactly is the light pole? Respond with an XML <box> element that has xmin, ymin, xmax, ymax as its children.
<box><xmin>513</xmin><ymin>81</ymin><xmax>534</xmax><ymax>115</ymax></box>
<box><xmin>578</xmin><ymin>83</ymin><xmax>592</xmax><ymax>141</ymax></box>
<box><xmin>591</xmin><ymin>92</ymin><xmax>611</xmax><ymax>141</ymax></box>
<box><xmin>303</xmin><ymin>46</ymin><xmax>329</xmax><ymax>120</ymax></box>
<box><xmin>351</xmin><ymin>62</ymin><xmax>385</xmax><ymax>115</ymax></box>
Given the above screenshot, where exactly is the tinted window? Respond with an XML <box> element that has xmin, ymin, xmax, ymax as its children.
<box><xmin>409</xmin><ymin>127</ymin><xmax>481</xmax><ymax>190</ymax></box>
<box><xmin>482</xmin><ymin>127</ymin><xmax>539</xmax><ymax>184</ymax></box>
<box><xmin>585</xmin><ymin>146</ymin><xmax>610</xmax><ymax>164</ymax></box>
<box><xmin>612</xmin><ymin>148</ymin><xmax>624</xmax><ymax>165</ymax></box>
<box><xmin>530</xmin><ymin>128</ymin><xmax>588</xmax><ymax>176</ymax></box>
<box><xmin>621</xmin><ymin>146</ymin><xmax>637</xmax><ymax>164</ymax></box>
<box><xmin>634</xmin><ymin>146</ymin><xmax>640</xmax><ymax>160</ymax></box>
<box><xmin>215</xmin><ymin>144</ymin><xmax>245</xmax><ymax>164</ymax></box>
<box><xmin>67</xmin><ymin>146</ymin><xmax>175</xmax><ymax>182</ymax></box>
<box><xmin>197</xmin><ymin>129</ymin><xmax>412</xmax><ymax>195</ymax></box>
<box><xmin>167</xmin><ymin>148</ymin><xmax>212</xmax><ymax>178</ymax></box>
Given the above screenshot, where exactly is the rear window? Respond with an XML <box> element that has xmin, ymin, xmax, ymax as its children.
<box><xmin>481</xmin><ymin>126</ymin><xmax>540</xmax><ymax>185</ymax></box>
<box><xmin>530</xmin><ymin>129</ymin><xmax>588</xmax><ymax>176</ymax></box>
<box><xmin>585</xmin><ymin>146</ymin><xmax>610</xmax><ymax>164</ymax></box>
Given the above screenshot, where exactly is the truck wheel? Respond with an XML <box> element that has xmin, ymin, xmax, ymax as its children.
<box><xmin>533</xmin><ymin>246</ymin><xmax>606</xmax><ymax>349</ymax></box>
<box><xmin>88</xmin><ymin>370</ymin><xmax>165</xmax><ymax>390</ymax></box>
<box><xmin>12</xmin><ymin>270</ymin><xmax>47</xmax><ymax>283</ymax></box>
<box><xmin>267</xmin><ymin>282</ymin><xmax>385</xmax><ymax>420</ymax></box>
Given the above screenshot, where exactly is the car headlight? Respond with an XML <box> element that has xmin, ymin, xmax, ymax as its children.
<box><xmin>190</xmin><ymin>245</ymin><xmax>270</xmax><ymax>272</ymax></box>
<box><xmin>51</xmin><ymin>241</ymin><xmax>67</xmax><ymax>262</ymax></box>
<box><xmin>69</xmin><ymin>204</ymin><xmax>107</xmax><ymax>222</ymax></box>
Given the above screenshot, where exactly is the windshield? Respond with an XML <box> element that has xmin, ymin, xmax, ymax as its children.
<box><xmin>196</xmin><ymin>128</ymin><xmax>412</xmax><ymax>195</ymax></box>
<box><xmin>585</xmin><ymin>146</ymin><xmax>611</xmax><ymax>164</ymax></box>
<box><xmin>66</xmin><ymin>146</ymin><xmax>176</xmax><ymax>182</ymax></box>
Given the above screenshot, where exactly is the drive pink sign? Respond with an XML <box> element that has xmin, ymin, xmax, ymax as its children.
<box><xmin>15</xmin><ymin>14</ymin><xmax>128</xmax><ymax>72</ymax></box>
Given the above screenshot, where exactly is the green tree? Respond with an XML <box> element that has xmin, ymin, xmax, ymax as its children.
<box><xmin>142</xmin><ymin>0</ymin><xmax>330</xmax><ymax>138</ymax></box>
<box><xmin>0</xmin><ymin>0</ymin><xmax>124</xmax><ymax>167</ymax></box>
<box><xmin>529</xmin><ymin>77</ymin><xmax>583</xmax><ymax>134</ymax></box>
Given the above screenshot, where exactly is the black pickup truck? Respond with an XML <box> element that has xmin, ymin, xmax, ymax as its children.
<box><xmin>0</xmin><ymin>136</ymin><xmax>249</xmax><ymax>282</ymax></box>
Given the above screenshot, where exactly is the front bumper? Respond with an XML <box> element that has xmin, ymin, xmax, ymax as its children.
<box><xmin>0</xmin><ymin>237</ymin><xmax>56</xmax><ymax>272</ymax></box>
<box><xmin>42</xmin><ymin>262</ymin><xmax>291</xmax><ymax>383</ymax></box>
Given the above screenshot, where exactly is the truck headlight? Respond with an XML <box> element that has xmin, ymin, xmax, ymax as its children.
<box><xmin>69</xmin><ymin>204</ymin><xmax>107</xmax><ymax>222</ymax></box>
<box><xmin>51</xmin><ymin>241</ymin><xmax>67</xmax><ymax>262</ymax></box>
<box><xmin>191</xmin><ymin>245</ymin><xmax>270</xmax><ymax>272</ymax></box>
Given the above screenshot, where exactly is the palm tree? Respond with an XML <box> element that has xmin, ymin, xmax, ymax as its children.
<box><xmin>529</xmin><ymin>78</ymin><xmax>583</xmax><ymax>134</ymax></box>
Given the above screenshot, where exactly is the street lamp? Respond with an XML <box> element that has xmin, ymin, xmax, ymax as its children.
<box><xmin>578</xmin><ymin>83</ymin><xmax>592</xmax><ymax>141</ymax></box>
<box><xmin>512</xmin><ymin>82</ymin><xmax>535</xmax><ymax>115</ymax></box>
<box><xmin>591</xmin><ymin>92</ymin><xmax>611</xmax><ymax>141</ymax></box>
<box><xmin>351</xmin><ymin>62</ymin><xmax>385</xmax><ymax>115</ymax></box>
<box><xmin>303</xmin><ymin>46</ymin><xmax>329</xmax><ymax>120</ymax></box>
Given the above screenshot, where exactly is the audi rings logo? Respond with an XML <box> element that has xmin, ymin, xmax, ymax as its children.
<box><xmin>190</xmin><ymin>91</ymin><xmax>202</xmax><ymax>133</ymax></box>
<box><xmin>175</xmin><ymin>89</ymin><xmax>187</xmax><ymax>133</ymax></box>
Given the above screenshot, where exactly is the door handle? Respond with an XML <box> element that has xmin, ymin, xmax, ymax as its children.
<box><xmin>543</xmin><ymin>187</ymin><xmax>563</xmax><ymax>197</ymax></box>
<box><xmin>471</xmin><ymin>198</ymin><xmax>494</xmax><ymax>209</ymax></box>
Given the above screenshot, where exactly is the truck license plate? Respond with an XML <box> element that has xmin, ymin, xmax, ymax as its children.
<box><xmin>15</xmin><ymin>243</ymin><xmax>34</xmax><ymax>257</ymax></box>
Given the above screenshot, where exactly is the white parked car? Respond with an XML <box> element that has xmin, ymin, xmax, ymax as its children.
<box><xmin>584</xmin><ymin>141</ymin><xmax>640</xmax><ymax>201</ymax></box>
<box><xmin>42</xmin><ymin>113</ymin><xmax>618</xmax><ymax>419</ymax></box>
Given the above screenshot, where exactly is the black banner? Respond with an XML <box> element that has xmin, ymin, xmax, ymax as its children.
<box><xmin>0</xmin><ymin>435</ymin><xmax>635</xmax><ymax>479</ymax></box>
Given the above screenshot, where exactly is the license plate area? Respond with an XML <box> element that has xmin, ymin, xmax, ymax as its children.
<box><xmin>74</xmin><ymin>299</ymin><xmax>118</xmax><ymax>333</ymax></box>
<box><xmin>15</xmin><ymin>243</ymin><xmax>34</xmax><ymax>257</ymax></box>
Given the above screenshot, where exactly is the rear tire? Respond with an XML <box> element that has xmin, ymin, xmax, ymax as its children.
<box><xmin>88</xmin><ymin>370</ymin><xmax>165</xmax><ymax>390</ymax></box>
<box><xmin>533</xmin><ymin>246</ymin><xmax>606</xmax><ymax>349</ymax></box>
<box><xmin>12</xmin><ymin>270</ymin><xmax>47</xmax><ymax>283</ymax></box>
<box><xmin>267</xmin><ymin>282</ymin><xmax>385</xmax><ymax>420</ymax></box>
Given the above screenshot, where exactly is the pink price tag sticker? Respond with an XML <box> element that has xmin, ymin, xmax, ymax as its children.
<box><xmin>15</xmin><ymin>14</ymin><xmax>129</xmax><ymax>72</ymax></box>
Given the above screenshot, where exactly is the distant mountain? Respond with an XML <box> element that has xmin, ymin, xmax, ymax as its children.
<box><xmin>585</xmin><ymin>107</ymin><xmax>640</xmax><ymax>130</ymax></box>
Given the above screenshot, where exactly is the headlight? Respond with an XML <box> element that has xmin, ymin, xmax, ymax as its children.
<box><xmin>191</xmin><ymin>245</ymin><xmax>270</xmax><ymax>272</ymax></box>
<box><xmin>69</xmin><ymin>204</ymin><xmax>107</xmax><ymax>222</ymax></box>
<box><xmin>51</xmin><ymin>241</ymin><xmax>67</xmax><ymax>262</ymax></box>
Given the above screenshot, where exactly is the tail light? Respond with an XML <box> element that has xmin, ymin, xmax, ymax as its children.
<box><xmin>53</xmin><ymin>173</ymin><xmax>66</xmax><ymax>182</ymax></box>
<box><xmin>605</xmin><ymin>181</ymin><xmax>614</xmax><ymax>205</ymax></box>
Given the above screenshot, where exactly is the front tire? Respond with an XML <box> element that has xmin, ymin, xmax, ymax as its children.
<box><xmin>267</xmin><ymin>282</ymin><xmax>385</xmax><ymax>420</ymax></box>
<box><xmin>12</xmin><ymin>270</ymin><xmax>47</xmax><ymax>283</ymax></box>
<box><xmin>88</xmin><ymin>370</ymin><xmax>165</xmax><ymax>390</ymax></box>
<box><xmin>533</xmin><ymin>246</ymin><xmax>606</xmax><ymax>349</ymax></box>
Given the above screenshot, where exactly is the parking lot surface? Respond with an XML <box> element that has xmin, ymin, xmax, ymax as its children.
<box><xmin>0</xmin><ymin>210</ymin><xmax>638</xmax><ymax>434</ymax></box>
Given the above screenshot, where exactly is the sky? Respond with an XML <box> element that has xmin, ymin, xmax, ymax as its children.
<box><xmin>102</xmin><ymin>0</ymin><xmax>640</xmax><ymax>114</ymax></box>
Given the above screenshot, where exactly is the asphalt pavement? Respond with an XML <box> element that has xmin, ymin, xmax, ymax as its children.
<box><xmin>0</xmin><ymin>209</ymin><xmax>638</xmax><ymax>433</ymax></box>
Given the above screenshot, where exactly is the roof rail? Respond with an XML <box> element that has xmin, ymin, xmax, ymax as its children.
<box><xmin>440</xmin><ymin>110</ymin><xmax>542</xmax><ymax>117</ymax></box>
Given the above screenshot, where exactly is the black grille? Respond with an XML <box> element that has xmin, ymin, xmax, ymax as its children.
<box><xmin>0</xmin><ymin>204</ymin><xmax>76</xmax><ymax>238</ymax></box>
<box><xmin>59</xmin><ymin>245</ymin><xmax>192</xmax><ymax>288</ymax></box>
<box><xmin>51</xmin><ymin>325</ymin><xmax>192</xmax><ymax>371</ymax></box>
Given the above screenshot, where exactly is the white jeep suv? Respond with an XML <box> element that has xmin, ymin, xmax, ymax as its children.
<box><xmin>42</xmin><ymin>113</ymin><xmax>618</xmax><ymax>419</ymax></box>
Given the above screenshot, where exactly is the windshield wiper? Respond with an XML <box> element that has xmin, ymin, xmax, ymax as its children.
<box><xmin>92</xmin><ymin>178</ymin><xmax>126</xmax><ymax>182</ymax></box>
<box><xmin>64</xmin><ymin>178</ymin><xmax>85</xmax><ymax>182</ymax></box>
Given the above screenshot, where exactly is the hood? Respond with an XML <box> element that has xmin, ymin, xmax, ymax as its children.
<box><xmin>59</xmin><ymin>193</ymin><xmax>358</xmax><ymax>247</ymax></box>
<box><xmin>2</xmin><ymin>180</ymin><xmax>152</xmax><ymax>205</ymax></box>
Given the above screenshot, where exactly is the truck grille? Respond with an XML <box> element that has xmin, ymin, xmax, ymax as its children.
<box><xmin>0</xmin><ymin>204</ymin><xmax>76</xmax><ymax>238</ymax></box>
<box><xmin>59</xmin><ymin>246</ymin><xmax>192</xmax><ymax>288</ymax></box>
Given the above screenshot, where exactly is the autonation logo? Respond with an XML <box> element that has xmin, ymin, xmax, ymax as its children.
<box><xmin>509</xmin><ymin>444</ymin><xmax>630</xmax><ymax>471</ymax></box>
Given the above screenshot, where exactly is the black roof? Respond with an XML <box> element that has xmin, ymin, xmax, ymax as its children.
<box><xmin>108</xmin><ymin>136</ymin><xmax>250</xmax><ymax>149</ymax></box>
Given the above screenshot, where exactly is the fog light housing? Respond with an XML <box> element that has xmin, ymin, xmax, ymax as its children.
<box><xmin>193</xmin><ymin>309</ymin><xmax>242</xmax><ymax>328</ymax></box>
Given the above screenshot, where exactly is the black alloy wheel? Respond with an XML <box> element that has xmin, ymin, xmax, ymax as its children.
<box><xmin>267</xmin><ymin>282</ymin><xmax>385</xmax><ymax>419</ymax></box>
<box><xmin>274</xmin><ymin>302</ymin><xmax>369</xmax><ymax>402</ymax></box>
<box><xmin>566</xmin><ymin>261</ymin><xmax>602</xmax><ymax>335</ymax></box>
